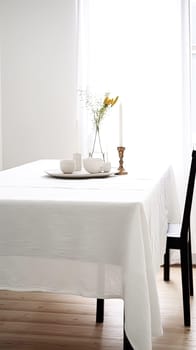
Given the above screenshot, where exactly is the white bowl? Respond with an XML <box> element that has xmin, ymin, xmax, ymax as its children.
<box><xmin>60</xmin><ymin>159</ymin><xmax>75</xmax><ymax>174</ymax></box>
<box><xmin>103</xmin><ymin>161</ymin><xmax>111</xmax><ymax>173</ymax></box>
<box><xmin>83</xmin><ymin>157</ymin><xmax>104</xmax><ymax>174</ymax></box>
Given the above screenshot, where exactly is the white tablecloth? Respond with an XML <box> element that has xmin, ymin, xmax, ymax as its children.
<box><xmin>0</xmin><ymin>160</ymin><xmax>180</xmax><ymax>350</ymax></box>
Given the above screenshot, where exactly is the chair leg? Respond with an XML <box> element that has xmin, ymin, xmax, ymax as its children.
<box><xmin>96</xmin><ymin>298</ymin><xmax>104</xmax><ymax>323</ymax></box>
<box><xmin>164</xmin><ymin>248</ymin><xmax>170</xmax><ymax>281</ymax></box>
<box><xmin>180</xmin><ymin>246</ymin><xmax>191</xmax><ymax>327</ymax></box>
<box><xmin>188</xmin><ymin>230</ymin><xmax>194</xmax><ymax>296</ymax></box>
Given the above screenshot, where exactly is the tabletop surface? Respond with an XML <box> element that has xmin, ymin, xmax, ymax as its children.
<box><xmin>0</xmin><ymin>159</ymin><xmax>180</xmax><ymax>208</ymax></box>
<box><xmin>0</xmin><ymin>159</ymin><xmax>180</xmax><ymax>350</ymax></box>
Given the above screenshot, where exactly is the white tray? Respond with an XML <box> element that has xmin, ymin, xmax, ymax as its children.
<box><xmin>45</xmin><ymin>169</ymin><xmax>114</xmax><ymax>179</ymax></box>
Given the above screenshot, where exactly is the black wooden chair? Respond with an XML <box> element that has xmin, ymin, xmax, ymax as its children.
<box><xmin>163</xmin><ymin>150</ymin><xmax>196</xmax><ymax>327</ymax></box>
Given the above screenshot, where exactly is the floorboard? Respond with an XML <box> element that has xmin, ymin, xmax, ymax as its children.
<box><xmin>0</xmin><ymin>267</ymin><xmax>195</xmax><ymax>349</ymax></box>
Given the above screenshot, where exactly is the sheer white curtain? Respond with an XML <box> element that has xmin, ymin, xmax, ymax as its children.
<box><xmin>77</xmin><ymin>1</ymin><xmax>195</xmax><ymax>249</ymax></box>
<box><xmin>0</xmin><ymin>52</ymin><xmax>2</xmax><ymax>170</ymax></box>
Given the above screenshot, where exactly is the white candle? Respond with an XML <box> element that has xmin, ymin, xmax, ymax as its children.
<box><xmin>119</xmin><ymin>103</ymin><xmax>123</xmax><ymax>146</ymax></box>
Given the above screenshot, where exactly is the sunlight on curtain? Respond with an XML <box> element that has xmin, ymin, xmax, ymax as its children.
<box><xmin>77</xmin><ymin>0</ymin><xmax>195</xmax><ymax>251</ymax></box>
<box><xmin>78</xmin><ymin>0</ymin><xmax>189</xmax><ymax>173</ymax></box>
<box><xmin>0</xmin><ymin>52</ymin><xmax>2</xmax><ymax>170</ymax></box>
<box><xmin>190</xmin><ymin>0</ymin><xmax>196</xmax><ymax>257</ymax></box>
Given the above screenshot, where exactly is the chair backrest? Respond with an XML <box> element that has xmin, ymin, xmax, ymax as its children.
<box><xmin>181</xmin><ymin>150</ymin><xmax>196</xmax><ymax>241</ymax></box>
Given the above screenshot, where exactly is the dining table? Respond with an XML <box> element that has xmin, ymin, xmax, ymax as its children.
<box><xmin>0</xmin><ymin>159</ymin><xmax>180</xmax><ymax>350</ymax></box>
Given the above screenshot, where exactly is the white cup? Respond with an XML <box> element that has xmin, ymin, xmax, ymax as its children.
<box><xmin>83</xmin><ymin>157</ymin><xmax>104</xmax><ymax>174</ymax></box>
<box><xmin>73</xmin><ymin>153</ymin><xmax>82</xmax><ymax>171</ymax></box>
<box><xmin>60</xmin><ymin>160</ymin><xmax>75</xmax><ymax>174</ymax></box>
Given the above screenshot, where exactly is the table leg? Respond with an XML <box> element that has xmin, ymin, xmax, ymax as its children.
<box><xmin>124</xmin><ymin>306</ymin><xmax>134</xmax><ymax>350</ymax></box>
<box><xmin>96</xmin><ymin>299</ymin><xmax>134</xmax><ymax>349</ymax></box>
<box><xmin>96</xmin><ymin>298</ymin><xmax>104</xmax><ymax>323</ymax></box>
<box><xmin>123</xmin><ymin>330</ymin><xmax>134</xmax><ymax>350</ymax></box>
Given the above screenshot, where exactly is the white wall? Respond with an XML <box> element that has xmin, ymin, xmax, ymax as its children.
<box><xmin>0</xmin><ymin>0</ymin><xmax>78</xmax><ymax>169</ymax></box>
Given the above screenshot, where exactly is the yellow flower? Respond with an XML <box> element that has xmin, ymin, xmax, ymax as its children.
<box><xmin>103</xmin><ymin>96</ymin><xmax>109</xmax><ymax>105</ymax></box>
<box><xmin>103</xmin><ymin>95</ymin><xmax>119</xmax><ymax>107</ymax></box>
<box><xmin>111</xmin><ymin>96</ymin><xmax>119</xmax><ymax>106</ymax></box>
<box><xmin>79</xmin><ymin>90</ymin><xmax>119</xmax><ymax>127</ymax></box>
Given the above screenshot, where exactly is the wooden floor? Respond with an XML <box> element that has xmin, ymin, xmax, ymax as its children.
<box><xmin>0</xmin><ymin>267</ymin><xmax>195</xmax><ymax>350</ymax></box>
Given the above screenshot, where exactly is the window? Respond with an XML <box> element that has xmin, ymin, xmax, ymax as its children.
<box><xmin>78</xmin><ymin>0</ymin><xmax>184</xmax><ymax>172</ymax></box>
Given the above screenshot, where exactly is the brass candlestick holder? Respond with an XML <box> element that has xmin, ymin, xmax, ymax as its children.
<box><xmin>116</xmin><ymin>146</ymin><xmax>128</xmax><ymax>175</ymax></box>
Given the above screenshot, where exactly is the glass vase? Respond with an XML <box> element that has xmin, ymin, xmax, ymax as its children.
<box><xmin>89</xmin><ymin>126</ymin><xmax>105</xmax><ymax>161</ymax></box>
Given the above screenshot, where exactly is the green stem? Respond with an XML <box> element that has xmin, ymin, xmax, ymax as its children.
<box><xmin>97</xmin><ymin>127</ymin><xmax>105</xmax><ymax>161</ymax></box>
<box><xmin>90</xmin><ymin>128</ymin><xmax>98</xmax><ymax>157</ymax></box>
<box><xmin>90</xmin><ymin>126</ymin><xmax>105</xmax><ymax>161</ymax></box>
